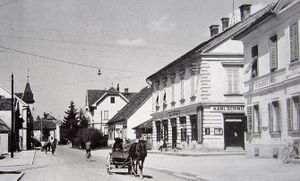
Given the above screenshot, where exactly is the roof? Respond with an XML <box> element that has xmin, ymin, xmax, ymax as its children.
<box><xmin>86</xmin><ymin>87</ymin><xmax>138</xmax><ymax>107</ymax></box>
<box><xmin>132</xmin><ymin>119</ymin><xmax>152</xmax><ymax>130</ymax></box>
<box><xmin>107</xmin><ymin>86</ymin><xmax>153</xmax><ymax>125</ymax></box>
<box><xmin>0</xmin><ymin>98</ymin><xmax>11</xmax><ymax>111</ymax></box>
<box><xmin>0</xmin><ymin>119</ymin><xmax>10</xmax><ymax>133</ymax></box>
<box><xmin>33</xmin><ymin>120</ymin><xmax>56</xmax><ymax>130</ymax></box>
<box><xmin>146</xmin><ymin>2</ymin><xmax>276</xmax><ymax>81</ymax></box>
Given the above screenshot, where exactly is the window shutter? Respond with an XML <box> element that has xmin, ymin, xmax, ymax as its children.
<box><xmin>268</xmin><ymin>103</ymin><xmax>273</xmax><ymax>132</ymax></box>
<box><xmin>247</xmin><ymin>107</ymin><xmax>253</xmax><ymax>133</ymax></box>
<box><xmin>290</xmin><ymin>22</ymin><xmax>299</xmax><ymax>62</ymax></box>
<box><xmin>287</xmin><ymin>98</ymin><xmax>292</xmax><ymax>131</ymax></box>
<box><xmin>270</xmin><ymin>35</ymin><xmax>278</xmax><ymax>70</ymax></box>
<box><xmin>275</xmin><ymin>103</ymin><xmax>281</xmax><ymax>132</ymax></box>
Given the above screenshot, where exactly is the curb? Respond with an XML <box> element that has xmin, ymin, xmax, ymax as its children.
<box><xmin>148</xmin><ymin>151</ymin><xmax>245</xmax><ymax>157</ymax></box>
<box><xmin>17</xmin><ymin>172</ymin><xmax>25</xmax><ymax>181</ymax></box>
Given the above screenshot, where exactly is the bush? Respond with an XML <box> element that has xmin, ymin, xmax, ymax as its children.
<box><xmin>74</xmin><ymin>128</ymin><xmax>107</xmax><ymax>149</ymax></box>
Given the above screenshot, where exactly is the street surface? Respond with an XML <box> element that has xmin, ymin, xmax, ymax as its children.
<box><xmin>20</xmin><ymin>146</ymin><xmax>188</xmax><ymax>181</ymax></box>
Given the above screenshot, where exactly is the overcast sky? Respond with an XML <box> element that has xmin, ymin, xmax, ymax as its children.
<box><xmin>0</xmin><ymin>0</ymin><xmax>276</xmax><ymax>119</ymax></box>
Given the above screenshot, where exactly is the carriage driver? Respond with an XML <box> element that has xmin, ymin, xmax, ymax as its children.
<box><xmin>112</xmin><ymin>137</ymin><xmax>123</xmax><ymax>151</ymax></box>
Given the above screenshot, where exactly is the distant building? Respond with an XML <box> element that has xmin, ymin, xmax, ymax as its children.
<box><xmin>0</xmin><ymin>118</ymin><xmax>10</xmax><ymax>155</ymax></box>
<box><xmin>107</xmin><ymin>86</ymin><xmax>152</xmax><ymax>145</ymax></box>
<box><xmin>85</xmin><ymin>84</ymin><xmax>137</xmax><ymax>135</ymax></box>
<box><xmin>33</xmin><ymin>113</ymin><xmax>61</xmax><ymax>142</ymax></box>
<box><xmin>233</xmin><ymin>0</ymin><xmax>300</xmax><ymax>157</ymax></box>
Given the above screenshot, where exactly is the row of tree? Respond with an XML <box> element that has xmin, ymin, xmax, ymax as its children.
<box><xmin>60</xmin><ymin>101</ymin><xmax>106</xmax><ymax>148</ymax></box>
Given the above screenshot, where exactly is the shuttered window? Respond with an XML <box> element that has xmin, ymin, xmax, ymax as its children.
<box><xmin>287</xmin><ymin>98</ymin><xmax>293</xmax><ymax>131</ymax></box>
<box><xmin>269</xmin><ymin>101</ymin><xmax>281</xmax><ymax>133</ymax></box>
<box><xmin>253</xmin><ymin>105</ymin><xmax>261</xmax><ymax>133</ymax></box>
<box><xmin>287</xmin><ymin>96</ymin><xmax>300</xmax><ymax>132</ymax></box>
<box><xmin>290</xmin><ymin>22</ymin><xmax>299</xmax><ymax>62</ymax></box>
<box><xmin>268</xmin><ymin>103</ymin><xmax>273</xmax><ymax>132</ymax></box>
<box><xmin>251</xmin><ymin>45</ymin><xmax>258</xmax><ymax>78</ymax></box>
<box><xmin>247</xmin><ymin>106</ymin><xmax>253</xmax><ymax>133</ymax></box>
<box><xmin>270</xmin><ymin>35</ymin><xmax>278</xmax><ymax>71</ymax></box>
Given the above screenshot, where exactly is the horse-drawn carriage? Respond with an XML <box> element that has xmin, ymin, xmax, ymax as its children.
<box><xmin>106</xmin><ymin>138</ymin><xmax>147</xmax><ymax>178</ymax></box>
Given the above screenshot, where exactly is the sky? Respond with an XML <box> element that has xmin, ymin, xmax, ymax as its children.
<box><xmin>0</xmin><ymin>0</ymin><xmax>277</xmax><ymax>119</ymax></box>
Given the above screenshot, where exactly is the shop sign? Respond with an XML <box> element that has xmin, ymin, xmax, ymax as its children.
<box><xmin>210</xmin><ymin>105</ymin><xmax>244</xmax><ymax>112</ymax></box>
<box><xmin>168</xmin><ymin>111</ymin><xmax>180</xmax><ymax>117</ymax></box>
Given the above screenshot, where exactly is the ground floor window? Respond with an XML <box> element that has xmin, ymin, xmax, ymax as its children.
<box><xmin>190</xmin><ymin>115</ymin><xmax>198</xmax><ymax>141</ymax></box>
<box><xmin>180</xmin><ymin>117</ymin><xmax>187</xmax><ymax>141</ymax></box>
<box><xmin>287</xmin><ymin>96</ymin><xmax>300</xmax><ymax>132</ymax></box>
<box><xmin>156</xmin><ymin>121</ymin><xmax>161</xmax><ymax>141</ymax></box>
<box><xmin>253</xmin><ymin>104</ymin><xmax>261</xmax><ymax>133</ymax></box>
<box><xmin>162</xmin><ymin>120</ymin><xmax>168</xmax><ymax>141</ymax></box>
<box><xmin>268</xmin><ymin>101</ymin><xmax>281</xmax><ymax>133</ymax></box>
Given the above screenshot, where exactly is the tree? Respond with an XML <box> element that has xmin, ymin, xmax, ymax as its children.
<box><xmin>62</xmin><ymin>101</ymin><xmax>79</xmax><ymax>146</ymax></box>
<box><xmin>78</xmin><ymin>108</ymin><xmax>89</xmax><ymax>129</ymax></box>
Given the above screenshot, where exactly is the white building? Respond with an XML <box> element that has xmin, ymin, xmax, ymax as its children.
<box><xmin>85</xmin><ymin>85</ymin><xmax>137</xmax><ymax>135</ymax></box>
<box><xmin>233</xmin><ymin>0</ymin><xmax>300</xmax><ymax>157</ymax></box>
<box><xmin>146</xmin><ymin>4</ymin><xmax>274</xmax><ymax>151</ymax></box>
<box><xmin>106</xmin><ymin>86</ymin><xmax>152</xmax><ymax>145</ymax></box>
<box><xmin>0</xmin><ymin>119</ymin><xmax>10</xmax><ymax>155</ymax></box>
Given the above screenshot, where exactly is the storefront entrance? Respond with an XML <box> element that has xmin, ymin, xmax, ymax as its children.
<box><xmin>224</xmin><ymin>114</ymin><xmax>245</xmax><ymax>149</ymax></box>
<box><xmin>171</xmin><ymin>118</ymin><xmax>177</xmax><ymax>148</ymax></box>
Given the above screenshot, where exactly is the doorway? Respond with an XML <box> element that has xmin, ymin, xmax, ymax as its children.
<box><xmin>171</xmin><ymin>118</ymin><xmax>177</xmax><ymax>148</ymax></box>
<box><xmin>224</xmin><ymin>114</ymin><xmax>245</xmax><ymax>149</ymax></box>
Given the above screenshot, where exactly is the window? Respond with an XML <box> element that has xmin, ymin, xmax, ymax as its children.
<box><xmin>290</xmin><ymin>22</ymin><xmax>299</xmax><ymax>62</ymax></box>
<box><xmin>170</xmin><ymin>74</ymin><xmax>176</xmax><ymax>104</ymax></box>
<box><xmin>251</xmin><ymin>45</ymin><xmax>258</xmax><ymax>78</ymax></box>
<box><xmin>268</xmin><ymin>101</ymin><xmax>281</xmax><ymax>133</ymax></box>
<box><xmin>226</xmin><ymin>67</ymin><xmax>240</xmax><ymax>94</ymax></box>
<box><xmin>287</xmin><ymin>96</ymin><xmax>300</xmax><ymax>132</ymax></box>
<box><xmin>156</xmin><ymin>94</ymin><xmax>159</xmax><ymax>106</ymax></box>
<box><xmin>179</xmin><ymin>71</ymin><xmax>185</xmax><ymax>101</ymax></box>
<box><xmin>163</xmin><ymin>91</ymin><xmax>167</xmax><ymax>104</ymax></box>
<box><xmin>247</xmin><ymin>107</ymin><xmax>253</xmax><ymax>133</ymax></box>
<box><xmin>156</xmin><ymin>121</ymin><xmax>161</xmax><ymax>141</ymax></box>
<box><xmin>191</xmin><ymin>72</ymin><xmax>196</xmax><ymax>97</ymax></box>
<box><xmin>162</xmin><ymin>120</ymin><xmax>168</xmax><ymax>141</ymax></box>
<box><xmin>110</xmin><ymin>97</ymin><xmax>115</xmax><ymax>104</ymax></box>
<box><xmin>103</xmin><ymin>110</ymin><xmax>109</xmax><ymax>120</ymax></box>
<box><xmin>253</xmin><ymin>104</ymin><xmax>261</xmax><ymax>133</ymax></box>
<box><xmin>190</xmin><ymin>115</ymin><xmax>198</xmax><ymax>141</ymax></box>
<box><xmin>180</xmin><ymin>117</ymin><xmax>187</xmax><ymax>141</ymax></box>
<box><xmin>270</xmin><ymin>35</ymin><xmax>278</xmax><ymax>71</ymax></box>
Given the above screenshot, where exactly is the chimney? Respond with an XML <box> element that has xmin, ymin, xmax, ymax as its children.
<box><xmin>124</xmin><ymin>88</ymin><xmax>129</xmax><ymax>93</ymax></box>
<box><xmin>221</xmin><ymin>18</ymin><xmax>230</xmax><ymax>31</ymax></box>
<box><xmin>209</xmin><ymin>25</ymin><xmax>219</xmax><ymax>37</ymax></box>
<box><xmin>239</xmin><ymin>4</ymin><xmax>251</xmax><ymax>21</ymax></box>
<box><xmin>116</xmin><ymin>83</ymin><xmax>120</xmax><ymax>92</ymax></box>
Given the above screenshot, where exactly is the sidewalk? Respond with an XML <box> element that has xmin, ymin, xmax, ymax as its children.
<box><xmin>0</xmin><ymin>150</ymin><xmax>36</xmax><ymax>181</ymax></box>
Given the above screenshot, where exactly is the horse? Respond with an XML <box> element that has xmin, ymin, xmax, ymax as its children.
<box><xmin>127</xmin><ymin>140</ymin><xmax>147</xmax><ymax>178</ymax></box>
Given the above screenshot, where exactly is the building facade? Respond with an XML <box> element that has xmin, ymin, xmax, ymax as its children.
<box><xmin>107</xmin><ymin>86</ymin><xmax>152</xmax><ymax>146</ymax></box>
<box><xmin>146</xmin><ymin>4</ymin><xmax>275</xmax><ymax>151</ymax></box>
<box><xmin>85</xmin><ymin>85</ymin><xmax>137</xmax><ymax>135</ymax></box>
<box><xmin>233</xmin><ymin>0</ymin><xmax>300</xmax><ymax>157</ymax></box>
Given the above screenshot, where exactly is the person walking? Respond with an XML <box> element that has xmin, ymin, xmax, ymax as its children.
<box><xmin>85</xmin><ymin>141</ymin><xmax>92</xmax><ymax>161</ymax></box>
<box><xmin>51</xmin><ymin>138</ymin><xmax>57</xmax><ymax>155</ymax></box>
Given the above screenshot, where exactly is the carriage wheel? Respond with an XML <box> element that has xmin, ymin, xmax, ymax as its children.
<box><xmin>106</xmin><ymin>156</ymin><xmax>112</xmax><ymax>174</ymax></box>
<box><xmin>280</xmin><ymin>147</ymin><xmax>290</xmax><ymax>164</ymax></box>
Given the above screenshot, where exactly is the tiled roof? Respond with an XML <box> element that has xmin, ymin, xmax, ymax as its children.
<box><xmin>87</xmin><ymin>88</ymin><xmax>138</xmax><ymax>107</ymax></box>
<box><xmin>0</xmin><ymin>98</ymin><xmax>11</xmax><ymax>111</ymax></box>
<box><xmin>0</xmin><ymin>118</ymin><xmax>10</xmax><ymax>133</ymax></box>
<box><xmin>132</xmin><ymin>119</ymin><xmax>152</xmax><ymax>130</ymax></box>
<box><xmin>146</xmin><ymin>2</ymin><xmax>276</xmax><ymax>81</ymax></box>
<box><xmin>33</xmin><ymin>120</ymin><xmax>56</xmax><ymax>130</ymax></box>
<box><xmin>107</xmin><ymin>86</ymin><xmax>152</xmax><ymax>125</ymax></box>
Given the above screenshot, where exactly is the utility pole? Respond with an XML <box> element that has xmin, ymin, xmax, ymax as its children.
<box><xmin>10</xmin><ymin>73</ymin><xmax>14</xmax><ymax>158</ymax></box>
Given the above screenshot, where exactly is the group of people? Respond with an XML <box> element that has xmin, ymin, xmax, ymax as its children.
<box><xmin>42</xmin><ymin>137</ymin><xmax>57</xmax><ymax>155</ymax></box>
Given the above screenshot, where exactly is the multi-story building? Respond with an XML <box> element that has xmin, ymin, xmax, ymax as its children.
<box><xmin>85</xmin><ymin>85</ymin><xmax>137</xmax><ymax>135</ymax></box>
<box><xmin>146</xmin><ymin>3</ymin><xmax>275</xmax><ymax>150</ymax></box>
<box><xmin>233</xmin><ymin>0</ymin><xmax>300</xmax><ymax>157</ymax></box>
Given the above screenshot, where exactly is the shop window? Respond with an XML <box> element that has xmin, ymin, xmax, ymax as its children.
<box><xmin>110</xmin><ymin>97</ymin><xmax>115</xmax><ymax>104</ymax></box>
<box><xmin>190</xmin><ymin>115</ymin><xmax>198</xmax><ymax>141</ymax></box>
<box><xmin>180</xmin><ymin>117</ymin><xmax>187</xmax><ymax>141</ymax></box>
<box><xmin>287</xmin><ymin>96</ymin><xmax>300</xmax><ymax>134</ymax></box>
<box><xmin>268</xmin><ymin>101</ymin><xmax>281</xmax><ymax>134</ymax></box>
<box><xmin>269</xmin><ymin>35</ymin><xmax>278</xmax><ymax>71</ymax></box>
<box><xmin>253</xmin><ymin>104</ymin><xmax>261</xmax><ymax>133</ymax></box>
<box><xmin>156</xmin><ymin>121</ymin><xmax>161</xmax><ymax>141</ymax></box>
<box><xmin>289</xmin><ymin>22</ymin><xmax>299</xmax><ymax>62</ymax></box>
<box><xmin>163</xmin><ymin>120</ymin><xmax>168</xmax><ymax>141</ymax></box>
<box><xmin>226</xmin><ymin>67</ymin><xmax>240</xmax><ymax>94</ymax></box>
<box><xmin>251</xmin><ymin>45</ymin><xmax>258</xmax><ymax>78</ymax></box>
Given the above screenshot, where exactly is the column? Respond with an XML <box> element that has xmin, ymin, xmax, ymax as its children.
<box><xmin>186</xmin><ymin>115</ymin><xmax>191</xmax><ymax>149</ymax></box>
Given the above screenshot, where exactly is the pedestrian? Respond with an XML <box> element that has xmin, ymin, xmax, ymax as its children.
<box><xmin>51</xmin><ymin>138</ymin><xmax>57</xmax><ymax>155</ymax></box>
<box><xmin>85</xmin><ymin>141</ymin><xmax>92</xmax><ymax>161</ymax></box>
<box><xmin>44</xmin><ymin>140</ymin><xmax>48</xmax><ymax>154</ymax></box>
<box><xmin>158</xmin><ymin>139</ymin><xmax>167</xmax><ymax>151</ymax></box>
